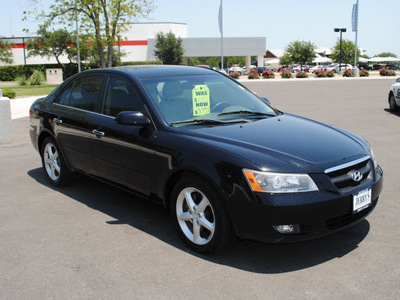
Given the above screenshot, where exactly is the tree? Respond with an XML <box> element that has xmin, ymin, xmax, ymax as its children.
<box><xmin>374</xmin><ymin>52</ymin><xmax>397</xmax><ymax>58</ymax></box>
<box><xmin>284</xmin><ymin>40</ymin><xmax>316</xmax><ymax>68</ymax></box>
<box><xmin>279</xmin><ymin>53</ymin><xmax>293</xmax><ymax>66</ymax></box>
<box><xmin>27</xmin><ymin>27</ymin><xmax>75</xmax><ymax>76</ymax></box>
<box><xmin>154</xmin><ymin>32</ymin><xmax>184</xmax><ymax>65</ymax></box>
<box><xmin>331</xmin><ymin>39</ymin><xmax>361</xmax><ymax>65</ymax></box>
<box><xmin>0</xmin><ymin>39</ymin><xmax>13</xmax><ymax>64</ymax></box>
<box><xmin>25</xmin><ymin>0</ymin><xmax>153</xmax><ymax>68</ymax></box>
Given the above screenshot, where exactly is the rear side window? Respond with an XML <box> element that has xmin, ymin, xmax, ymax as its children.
<box><xmin>57</xmin><ymin>75</ymin><xmax>103</xmax><ymax>112</ymax></box>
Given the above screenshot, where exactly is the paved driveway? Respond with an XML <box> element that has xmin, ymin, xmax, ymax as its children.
<box><xmin>1</xmin><ymin>78</ymin><xmax>399</xmax><ymax>299</ymax></box>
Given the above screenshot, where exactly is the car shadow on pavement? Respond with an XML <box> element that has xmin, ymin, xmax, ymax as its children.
<box><xmin>384</xmin><ymin>108</ymin><xmax>400</xmax><ymax>116</ymax></box>
<box><xmin>28</xmin><ymin>167</ymin><xmax>370</xmax><ymax>274</ymax></box>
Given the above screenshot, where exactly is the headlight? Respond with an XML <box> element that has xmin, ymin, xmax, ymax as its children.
<box><xmin>243</xmin><ymin>169</ymin><xmax>318</xmax><ymax>193</ymax></box>
<box><xmin>370</xmin><ymin>148</ymin><xmax>378</xmax><ymax>168</ymax></box>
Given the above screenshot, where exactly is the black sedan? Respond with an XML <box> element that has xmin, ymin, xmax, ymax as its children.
<box><xmin>29</xmin><ymin>65</ymin><xmax>383</xmax><ymax>253</ymax></box>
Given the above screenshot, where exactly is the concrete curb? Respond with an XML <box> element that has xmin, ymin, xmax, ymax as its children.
<box><xmin>10</xmin><ymin>96</ymin><xmax>46</xmax><ymax>120</ymax></box>
<box><xmin>0</xmin><ymin>97</ymin><xmax>13</xmax><ymax>144</ymax></box>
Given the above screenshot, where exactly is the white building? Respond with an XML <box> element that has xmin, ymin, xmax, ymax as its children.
<box><xmin>1</xmin><ymin>22</ymin><xmax>266</xmax><ymax>70</ymax></box>
<box><xmin>0</xmin><ymin>23</ymin><xmax>188</xmax><ymax>66</ymax></box>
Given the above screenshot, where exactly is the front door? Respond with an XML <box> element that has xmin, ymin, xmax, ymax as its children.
<box><xmin>91</xmin><ymin>75</ymin><xmax>156</xmax><ymax>196</ymax></box>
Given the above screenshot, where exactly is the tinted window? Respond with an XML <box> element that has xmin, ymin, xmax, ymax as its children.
<box><xmin>59</xmin><ymin>75</ymin><xmax>103</xmax><ymax>112</ymax></box>
<box><xmin>103</xmin><ymin>76</ymin><xmax>143</xmax><ymax>117</ymax></box>
<box><xmin>58</xmin><ymin>86</ymin><xmax>72</xmax><ymax>106</ymax></box>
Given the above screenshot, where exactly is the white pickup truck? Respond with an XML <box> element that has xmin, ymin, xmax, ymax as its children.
<box><xmin>388</xmin><ymin>77</ymin><xmax>400</xmax><ymax>112</ymax></box>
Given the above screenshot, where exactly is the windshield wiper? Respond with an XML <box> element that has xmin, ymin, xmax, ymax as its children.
<box><xmin>170</xmin><ymin>118</ymin><xmax>249</xmax><ymax>127</ymax></box>
<box><xmin>217</xmin><ymin>110</ymin><xmax>276</xmax><ymax>117</ymax></box>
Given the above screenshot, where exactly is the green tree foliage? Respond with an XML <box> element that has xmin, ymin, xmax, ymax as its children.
<box><xmin>154</xmin><ymin>32</ymin><xmax>184</xmax><ymax>65</ymax></box>
<box><xmin>374</xmin><ymin>52</ymin><xmax>397</xmax><ymax>58</ymax></box>
<box><xmin>187</xmin><ymin>56</ymin><xmax>254</xmax><ymax>68</ymax></box>
<box><xmin>279</xmin><ymin>53</ymin><xmax>293</xmax><ymax>66</ymax></box>
<box><xmin>27</xmin><ymin>28</ymin><xmax>75</xmax><ymax>76</ymax></box>
<box><xmin>24</xmin><ymin>0</ymin><xmax>153</xmax><ymax>68</ymax></box>
<box><xmin>331</xmin><ymin>39</ymin><xmax>361</xmax><ymax>65</ymax></box>
<box><xmin>0</xmin><ymin>39</ymin><xmax>13</xmax><ymax>64</ymax></box>
<box><xmin>284</xmin><ymin>40</ymin><xmax>316</xmax><ymax>68</ymax></box>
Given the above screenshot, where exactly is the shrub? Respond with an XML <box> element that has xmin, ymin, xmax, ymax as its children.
<box><xmin>296</xmin><ymin>71</ymin><xmax>308</xmax><ymax>78</ymax></box>
<box><xmin>326</xmin><ymin>70</ymin><xmax>335</xmax><ymax>77</ymax></box>
<box><xmin>360</xmin><ymin>69</ymin><xmax>369</xmax><ymax>77</ymax></box>
<box><xmin>343</xmin><ymin>69</ymin><xmax>354</xmax><ymax>77</ymax></box>
<box><xmin>379</xmin><ymin>68</ymin><xmax>396</xmax><ymax>76</ymax></box>
<box><xmin>0</xmin><ymin>66</ymin><xmax>22</xmax><ymax>81</ymax></box>
<box><xmin>28</xmin><ymin>70</ymin><xmax>45</xmax><ymax>85</ymax></box>
<box><xmin>17</xmin><ymin>75</ymin><xmax>28</xmax><ymax>86</ymax></box>
<box><xmin>262</xmin><ymin>70</ymin><xmax>275</xmax><ymax>79</ymax></box>
<box><xmin>281</xmin><ymin>69</ymin><xmax>292</xmax><ymax>78</ymax></box>
<box><xmin>2</xmin><ymin>89</ymin><xmax>16</xmax><ymax>99</ymax></box>
<box><xmin>248</xmin><ymin>70</ymin><xmax>260</xmax><ymax>79</ymax></box>
<box><xmin>315</xmin><ymin>69</ymin><xmax>327</xmax><ymax>77</ymax></box>
<box><xmin>229</xmin><ymin>71</ymin><xmax>240</xmax><ymax>79</ymax></box>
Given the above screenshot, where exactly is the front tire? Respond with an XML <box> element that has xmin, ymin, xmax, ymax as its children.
<box><xmin>389</xmin><ymin>93</ymin><xmax>399</xmax><ymax>112</ymax></box>
<box><xmin>170</xmin><ymin>176</ymin><xmax>232</xmax><ymax>253</ymax></box>
<box><xmin>40</xmin><ymin>137</ymin><xmax>71</xmax><ymax>186</ymax></box>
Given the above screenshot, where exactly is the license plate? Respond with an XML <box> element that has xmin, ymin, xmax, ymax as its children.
<box><xmin>353</xmin><ymin>188</ymin><xmax>372</xmax><ymax>212</ymax></box>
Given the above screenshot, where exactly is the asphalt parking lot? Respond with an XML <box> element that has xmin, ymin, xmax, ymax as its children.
<box><xmin>1</xmin><ymin>77</ymin><xmax>399</xmax><ymax>299</ymax></box>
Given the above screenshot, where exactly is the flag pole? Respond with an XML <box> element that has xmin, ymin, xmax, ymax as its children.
<box><xmin>220</xmin><ymin>0</ymin><xmax>224</xmax><ymax>71</ymax></box>
<box><xmin>353</xmin><ymin>0</ymin><xmax>359</xmax><ymax>76</ymax></box>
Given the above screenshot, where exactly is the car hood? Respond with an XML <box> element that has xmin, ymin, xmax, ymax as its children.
<box><xmin>176</xmin><ymin>114</ymin><xmax>370</xmax><ymax>173</ymax></box>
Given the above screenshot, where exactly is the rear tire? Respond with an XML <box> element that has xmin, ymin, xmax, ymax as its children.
<box><xmin>170</xmin><ymin>175</ymin><xmax>232</xmax><ymax>253</ymax></box>
<box><xmin>40</xmin><ymin>137</ymin><xmax>71</xmax><ymax>186</ymax></box>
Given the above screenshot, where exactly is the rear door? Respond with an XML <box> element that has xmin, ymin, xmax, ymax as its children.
<box><xmin>52</xmin><ymin>74</ymin><xmax>104</xmax><ymax>173</ymax></box>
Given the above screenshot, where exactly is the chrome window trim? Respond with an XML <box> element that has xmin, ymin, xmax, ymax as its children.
<box><xmin>324</xmin><ymin>156</ymin><xmax>370</xmax><ymax>174</ymax></box>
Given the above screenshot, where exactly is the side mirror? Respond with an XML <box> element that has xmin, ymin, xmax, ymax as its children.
<box><xmin>396</xmin><ymin>77</ymin><xmax>400</xmax><ymax>83</ymax></box>
<box><xmin>115</xmin><ymin>111</ymin><xmax>151</xmax><ymax>126</ymax></box>
<box><xmin>261</xmin><ymin>96</ymin><xmax>271</xmax><ymax>105</ymax></box>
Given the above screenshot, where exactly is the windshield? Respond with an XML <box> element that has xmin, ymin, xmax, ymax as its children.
<box><xmin>140</xmin><ymin>74</ymin><xmax>277</xmax><ymax>126</ymax></box>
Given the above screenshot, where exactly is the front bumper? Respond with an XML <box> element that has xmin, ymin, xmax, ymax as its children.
<box><xmin>226</xmin><ymin>168</ymin><xmax>383</xmax><ymax>243</ymax></box>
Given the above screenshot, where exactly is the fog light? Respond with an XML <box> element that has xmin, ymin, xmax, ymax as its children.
<box><xmin>273</xmin><ymin>224</ymin><xmax>300</xmax><ymax>234</ymax></box>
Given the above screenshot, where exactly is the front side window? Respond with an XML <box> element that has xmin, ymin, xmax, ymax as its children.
<box><xmin>103</xmin><ymin>76</ymin><xmax>143</xmax><ymax>117</ymax></box>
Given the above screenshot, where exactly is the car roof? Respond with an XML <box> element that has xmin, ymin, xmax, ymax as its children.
<box><xmin>81</xmin><ymin>65</ymin><xmax>217</xmax><ymax>80</ymax></box>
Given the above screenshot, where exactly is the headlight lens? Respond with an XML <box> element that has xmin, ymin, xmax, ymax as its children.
<box><xmin>370</xmin><ymin>148</ymin><xmax>378</xmax><ymax>169</ymax></box>
<box><xmin>243</xmin><ymin>169</ymin><xmax>318</xmax><ymax>193</ymax></box>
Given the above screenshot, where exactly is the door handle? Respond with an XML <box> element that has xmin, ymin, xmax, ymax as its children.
<box><xmin>92</xmin><ymin>129</ymin><xmax>105</xmax><ymax>137</ymax></box>
<box><xmin>53</xmin><ymin>117</ymin><xmax>63</xmax><ymax>124</ymax></box>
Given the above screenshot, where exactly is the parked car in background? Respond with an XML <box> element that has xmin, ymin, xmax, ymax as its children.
<box><xmin>212</xmin><ymin>67</ymin><xmax>227</xmax><ymax>74</ymax></box>
<box><xmin>251</xmin><ymin>67</ymin><xmax>269</xmax><ymax>75</ymax></box>
<box><xmin>277</xmin><ymin>66</ymin><xmax>289</xmax><ymax>72</ymax></box>
<box><xmin>290</xmin><ymin>65</ymin><xmax>301</xmax><ymax>72</ymax></box>
<box><xmin>361</xmin><ymin>65</ymin><xmax>373</xmax><ymax>71</ymax></box>
<box><xmin>388</xmin><ymin>77</ymin><xmax>400</xmax><ymax>112</ymax></box>
<box><xmin>322</xmin><ymin>64</ymin><xmax>335</xmax><ymax>71</ymax></box>
<box><xmin>309</xmin><ymin>65</ymin><xmax>324</xmax><ymax>73</ymax></box>
<box><xmin>373</xmin><ymin>64</ymin><xmax>384</xmax><ymax>70</ymax></box>
<box><xmin>326</xmin><ymin>64</ymin><xmax>353</xmax><ymax>73</ymax></box>
<box><xmin>386</xmin><ymin>65</ymin><xmax>400</xmax><ymax>70</ymax></box>
<box><xmin>29</xmin><ymin>65</ymin><xmax>383</xmax><ymax>253</ymax></box>
<box><xmin>195</xmin><ymin>65</ymin><xmax>211</xmax><ymax>69</ymax></box>
<box><xmin>228</xmin><ymin>66</ymin><xmax>243</xmax><ymax>75</ymax></box>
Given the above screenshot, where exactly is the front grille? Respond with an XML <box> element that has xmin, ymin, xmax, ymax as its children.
<box><xmin>325</xmin><ymin>156</ymin><xmax>372</xmax><ymax>193</ymax></box>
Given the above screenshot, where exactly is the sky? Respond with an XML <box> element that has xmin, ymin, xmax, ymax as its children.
<box><xmin>1</xmin><ymin>0</ymin><xmax>399</xmax><ymax>58</ymax></box>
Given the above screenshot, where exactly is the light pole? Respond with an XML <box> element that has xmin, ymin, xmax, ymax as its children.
<box><xmin>334</xmin><ymin>28</ymin><xmax>346</xmax><ymax>73</ymax></box>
